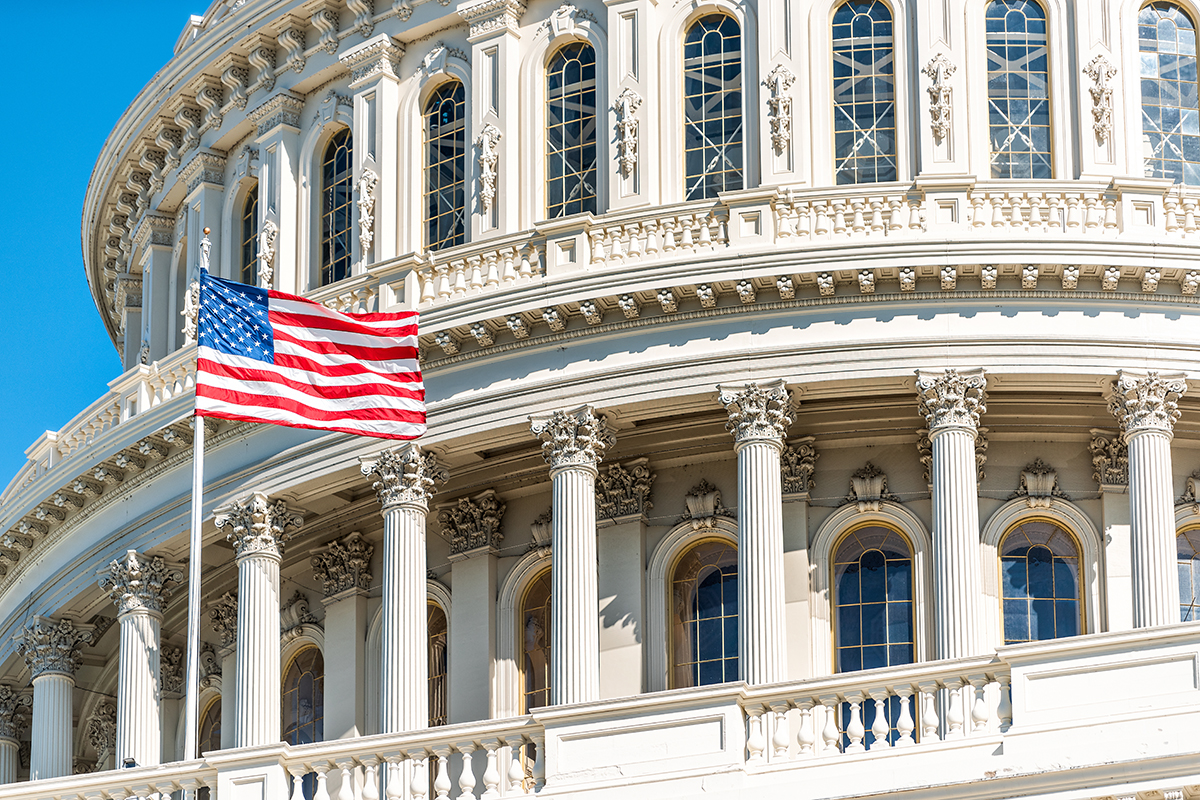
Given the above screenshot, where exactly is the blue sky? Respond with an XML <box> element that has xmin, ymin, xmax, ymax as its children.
<box><xmin>0</xmin><ymin>2</ymin><xmax>199</xmax><ymax>486</ymax></box>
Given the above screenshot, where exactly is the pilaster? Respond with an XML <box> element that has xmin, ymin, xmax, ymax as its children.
<box><xmin>133</xmin><ymin>214</ymin><xmax>175</xmax><ymax>364</ymax></box>
<box><xmin>312</xmin><ymin>532</ymin><xmax>374</xmax><ymax>738</ymax></box>
<box><xmin>249</xmin><ymin>92</ymin><xmax>304</xmax><ymax>293</ymax></box>
<box><xmin>1092</xmin><ymin>429</ymin><xmax>1132</xmax><ymax>632</ymax></box>
<box><xmin>16</xmin><ymin>617</ymin><xmax>93</xmax><ymax>780</ymax></box>
<box><xmin>781</xmin><ymin>436</ymin><xmax>817</xmax><ymax>680</ymax></box>
<box><xmin>208</xmin><ymin>592</ymin><xmax>238</xmax><ymax>750</ymax></box>
<box><xmin>449</xmin><ymin>551</ymin><xmax>496</xmax><ymax>723</ymax></box>
<box><xmin>604</xmin><ymin>0</ymin><xmax>655</xmax><ymax>209</ymax></box>
<box><xmin>180</xmin><ymin>150</ymin><xmax>227</xmax><ymax>281</ymax></box>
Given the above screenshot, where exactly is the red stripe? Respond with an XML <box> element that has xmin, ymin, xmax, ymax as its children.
<box><xmin>199</xmin><ymin>360</ymin><xmax>425</xmax><ymax>401</ymax></box>
<box><xmin>269</xmin><ymin>309</ymin><xmax>418</xmax><ymax>338</ymax></box>
<box><xmin>196</xmin><ymin>408</ymin><xmax>425</xmax><ymax>441</ymax></box>
<box><xmin>266</xmin><ymin>290</ymin><xmax>420</xmax><ymax>322</ymax></box>
<box><xmin>273</xmin><ymin>327</ymin><xmax>418</xmax><ymax>361</ymax></box>
<box><xmin>197</xmin><ymin>385</ymin><xmax>427</xmax><ymax>424</ymax></box>
<box><xmin>268</xmin><ymin>352</ymin><xmax>421</xmax><ymax>384</ymax></box>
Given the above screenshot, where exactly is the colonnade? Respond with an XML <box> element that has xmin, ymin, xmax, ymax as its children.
<box><xmin>3</xmin><ymin>368</ymin><xmax>1189</xmax><ymax>782</ymax></box>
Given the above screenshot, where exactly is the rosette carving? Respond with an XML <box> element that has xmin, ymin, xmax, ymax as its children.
<box><xmin>16</xmin><ymin>618</ymin><xmax>93</xmax><ymax>678</ymax></box>
<box><xmin>311</xmin><ymin>532</ymin><xmax>374</xmax><ymax>597</ymax></box>
<box><xmin>0</xmin><ymin>685</ymin><xmax>31</xmax><ymax>741</ymax></box>
<box><xmin>361</xmin><ymin>443</ymin><xmax>448</xmax><ymax>511</ymax></box>
<box><xmin>915</xmin><ymin>368</ymin><xmax>987</xmax><ymax>431</ymax></box>
<box><xmin>215</xmin><ymin>493</ymin><xmax>304</xmax><ymax>559</ymax></box>
<box><xmin>718</xmin><ymin>380</ymin><xmax>793</xmax><ymax>443</ymax></box>
<box><xmin>1108</xmin><ymin>370</ymin><xmax>1188</xmax><ymax>435</ymax></box>
<box><xmin>439</xmin><ymin>490</ymin><xmax>506</xmax><ymax>559</ymax></box>
<box><xmin>98</xmin><ymin>550</ymin><xmax>183</xmax><ymax>616</ymax></box>
<box><xmin>530</xmin><ymin>406</ymin><xmax>614</xmax><ymax>470</ymax></box>
<box><xmin>596</xmin><ymin>459</ymin><xmax>655</xmax><ymax>520</ymax></box>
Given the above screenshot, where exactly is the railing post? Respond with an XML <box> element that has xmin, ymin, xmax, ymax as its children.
<box><xmin>795</xmin><ymin>700</ymin><xmax>816</xmax><ymax>756</ymax></box>
<box><xmin>894</xmin><ymin>686</ymin><xmax>916</xmax><ymax>747</ymax></box>
<box><xmin>818</xmin><ymin>694</ymin><xmax>840</xmax><ymax>755</ymax></box>
<box><xmin>360</xmin><ymin>758</ymin><xmax>380</xmax><ymax>800</ymax></box>
<box><xmin>504</xmin><ymin>738</ymin><xmax>526</xmax><ymax>795</ymax></box>
<box><xmin>480</xmin><ymin>738</ymin><xmax>501</xmax><ymax>799</ymax></box>
<box><xmin>745</xmin><ymin>707</ymin><xmax>766</xmax><ymax>764</ymax></box>
<box><xmin>432</xmin><ymin>747</ymin><xmax>452</xmax><ymax>800</ymax></box>
<box><xmin>843</xmin><ymin>692</ymin><xmax>866</xmax><ymax>753</ymax></box>
<box><xmin>917</xmin><ymin>681</ymin><xmax>940</xmax><ymax>744</ymax></box>
<box><xmin>994</xmin><ymin>672</ymin><xmax>1013</xmax><ymax>732</ymax></box>
<box><xmin>769</xmin><ymin>702</ymin><xmax>791</xmax><ymax>760</ymax></box>
<box><xmin>868</xmin><ymin>689</ymin><xmax>891</xmax><ymax>750</ymax></box>
<box><xmin>945</xmin><ymin>679</ymin><xmax>966</xmax><ymax>739</ymax></box>
<box><xmin>968</xmin><ymin>675</ymin><xmax>990</xmax><ymax>733</ymax></box>
<box><xmin>457</xmin><ymin>743</ymin><xmax>478</xmax><ymax>800</ymax></box>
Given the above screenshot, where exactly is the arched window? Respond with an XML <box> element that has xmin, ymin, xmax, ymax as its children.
<box><xmin>428</xmin><ymin>602</ymin><xmax>448</xmax><ymax>726</ymax></box>
<box><xmin>240</xmin><ymin>185</ymin><xmax>259</xmax><ymax>286</ymax></box>
<box><xmin>521</xmin><ymin>569</ymin><xmax>552</xmax><ymax>712</ymax></box>
<box><xmin>282</xmin><ymin>646</ymin><xmax>324</xmax><ymax>745</ymax></box>
<box><xmin>670</xmin><ymin>539</ymin><xmax>738</xmax><ymax>688</ymax></box>
<box><xmin>985</xmin><ymin>0</ymin><xmax>1052</xmax><ymax>178</ymax></box>
<box><xmin>547</xmin><ymin>42</ymin><xmax>599</xmax><ymax>218</ymax></box>
<box><xmin>320</xmin><ymin>129</ymin><xmax>353</xmax><ymax>285</ymax></box>
<box><xmin>1000</xmin><ymin>520</ymin><xmax>1081</xmax><ymax>643</ymax></box>
<box><xmin>198</xmin><ymin>696</ymin><xmax>221</xmax><ymax>754</ymax></box>
<box><xmin>833</xmin><ymin>525</ymin><xmax>914</xmax><ymax>747</ymax></box>
<box><xmin>1139</xmin><ymin>2</ymin><xmax>1200</xmax><ymax>184</ymax></box>
<box><xmin>683</xmin><ymin>14</ymin><xmax>744</xmax><ymax>200</ymax></box>
<box><xmin>1178</xmin><ymin>528</ymin><xmax>1200</xmax><ymax>620</ymax></box>
<box><xmin>425</xmin><ymin>82</ymin><xmax>467</xmax><ymax>251</ymax></box>
<box><xmin>832</xmin><ymin>0</ymin><xmax>897</xmax><ymax>184</ymax></box>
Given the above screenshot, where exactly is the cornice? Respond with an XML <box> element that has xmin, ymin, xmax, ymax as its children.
<box><xmin>248</xmin><ymin>91</ymin><xmax>304</xmax><ymax>137</ymax></box>
<box><xmin>339</xmin><ymin>33</ymin><xmax>405</xmax><ymax>86</ymax></box>
<box><xmin>131</xmin><ymin>213</ymin><xmax>175</xmax><ymax>251</ymax></box>
<box><xmin>179</xmin><ymin>149</ymin><xmax>227</xmax><ymax>195</ymax></box>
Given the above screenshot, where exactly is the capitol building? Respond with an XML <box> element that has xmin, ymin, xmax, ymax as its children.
<box><xmin>1</xmin><ymin>0</ymin><xmax>1200</xmax><ymax>796</ymax></box>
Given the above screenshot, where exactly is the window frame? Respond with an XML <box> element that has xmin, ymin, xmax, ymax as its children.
<box><xmin>545</xmin><ymin>40</ymin><xmax>601</xmax><ymax>220</ymax></box>
<box><xmin>830</xmin><ymin>522</ymin><xmax>917</xmax><ymax>674</ymax></box>
<box><xmin>423</xmin><ymin>79</ymin><xmax>469</xmax><ymax>253</ymax></box>
<box><xmin>668</xmin><ymin>537</ymin><xmax>740</xmax><ymax>689</ymax></box>
<box><xmin>1134</xmin><ymin>0</ymin><xmax>1200</xmax><ymax>184</ymax></box>
<box><xmin>997</xmin><ymin>517</ymin><xmax>1085</xmax><ymax>644</ymax></box>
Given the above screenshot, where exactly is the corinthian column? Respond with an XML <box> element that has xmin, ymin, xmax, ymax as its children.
<box><xmin>0</xmin><ymin>685</ymin><xmax>30</xmax><ymax>784</ymax></box>
<box><xmin>215</xmin><ymin>493</ymin><xmax>304</xmax><ymax>747</ymax></box>
<box><xmin>1108</xmin><ymin>370</ymin><xmax>1189</xmax><ymax>628</ymax></box>
<box><xmin>916</xmin><ymin>368</ymin><xmax>988</xmax><ymax>659</ymax></box>
<box><xmin>531</xmin><ymin>406</ymin><xmax>614</xmax><ymax>705</ymax></box>
<box><xmin>99</xmin><ymin>550</ymin><xmax>182</xmax><ymax>768</ymax></box>
<box><xmin>361</xmin><ymin>445</ymin><xmax>447</xmax><ymax>733</ymax></box>
<box><xmin>16</xmin><ymin>617</ymin><xmax>93</xmax><ymax>780</ymax></box>
<box><xmin>718</xmin><ymin>381</ymin><xmax>792</xmax><ymax>685</ymax></box>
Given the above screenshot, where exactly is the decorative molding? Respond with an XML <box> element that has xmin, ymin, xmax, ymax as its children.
<box><xmin>161</xmin><ymin>644</ymin><xmax>184</xmax><ymax>695</ymax></box>
<box><xmin>179</xmin><ymin>150</ymin><xmax>226</xmax><ymax>195</ymax></box>
<box><xmin>614</xmin><ymin>89</ymin><xmax>642</xmax><ymax>177</ymax></box>
<box><xmin>843</xmin><ymin>462</ymin><xmax>900</xmax><ymax>513</ymax></box>
<box><xmin>476</xmin><ymin>124</ymin><xmax>502</xmax><ymax>212</ymax></box>
<box><xmin>1107</xmin><ymin>370</ymin><xmax>1188</xmax><ymax>435</ymax></box>
<box><xmin>16</xmin><ymin>618</ymin><xmax>93</xmax><ymax>678</ymax></box>
<box><xmin>529</xmin><ymin>509</ymin><xmax>552</xmax><ymax>554</ymax></box>
<box><xmin>718</xmin><ymin>380</ymin><xmax>793</xmax><ymax>444</ymax></box>
<box><xmin>315</xmin><ymin>89</ymin><xmax>354</xmax><ymax>126</ymax></box>
<box><xmin>763</xmin><ymin>65</ymin><xmax>796</xmax><ymax>153</ymax></box>
<box><xmin>1090</xmin><ymin>429</ymin><xmax>1128</xmax><ymax>487</ymax></box>
<box><xmin>132</xmin><ymin>213</ymin><xmax>174</xmax><ymax>250</ymax></box>
<box><xmin>85</xmin><ymin>702</ymin><xmax>117</xmax><ymax>767</ymax></box>
<box><xmin>311</xmin><ymin>5</ymin><xmax>340</xmax><ymax>55</ymax></box>
<box><xmin>915</xmin><ymin>368</ymin><xmax>987</xmax><ymax>431</ymax></box>
<box><xmin>214</xmin><ymin>492</ymin><xmax>304</xmax><ymax>559</ymax></box>
<box><xmin>199</xmin><ymin>642</ymin><xmax>221</xmax><ymax>687</ymax></box>
<box><xmin>219</xmin><ymin>54</ymin><xmax>251</xmax><ymax>112</ymax></box>
<box><xmin>348</xmin><ymin>0</ymin><xmax>375</xmax><ymax>37</ymax></box>
<box><xmin>461</xmin><ymin>0</ymin><xmax>527</xmax><ymax>39</ymax></box>
<box><xmin>248</xmin><ymin>92</ymin><xmax>304</xmax><ymax>136</ymax></box>
<box><xmin>277</xmin><ymin>19</ymin><xmax>308</xmax><ymax>74</ymax></box>
<box><xmin>681</xmin><ymin>479</ymin><xmax>732</xmax><ymax>529</ymax></box>
<box><xmin>0</xmin><ymin>685</ymin><xmax>31</xmax><ymax>741</ymax></box>
<box><xmin>311</xmin><ymin>531</ymin><xmax>374</xmax><ymax>597</ymax></box>
<box><xmin>361</xmin><ymin>443</ymin><xmax>448</xmax><ymax>511</ymax></box>
<box><xmin>596</xmin><ymin>458</ymin><xmax>655</xmax><ymax>520</ymax></box>
<box><xmin>98</xmin><ymin>550</ymin><xmax>183</xmax><ymax>617</ymax></box>
<box><xmin>439</xmin><ymin>489</ymin><xmax>506</xmax><ymax>559</ymax></box>
<box><xmin>1083</xmin><ymin>55</ymin><xmax>1117</xmax><ymax>142</ymax></box>
<box><xmin>340</xmin><ymin>33</ymin><xmax>406</xmax><ymax>85</ymax></box>
<box><xmin>280</xmin><ymin>590</ymin><xmax>318</xmax><ymax>637</ymax></box>
<box><xmin>781</xmin><ymin>436</ymin><xmax>818</xmax><ymax>495</ymax></box>
<box><xmin>540</xmin><ymin>2</ymin><xmax>599</xmax><ymax>35</ymax></box>
<box><xmin>922</xmin><ymin>53</ymin><xmax>956</xmax><ymax>142</ymax></box>
<box><xmin>208</xmin><ymin>592</ymin><xmax>238</xmax><ymax>648</ymax></box>
<box><xmin>416</xmin><ymin>42</ymin><xmax>470</xmax><ymax>77</ymax></box>
<box><xmin>1009</xmin><ymin>458</ymin><xmax>1070</xmax><ymax>508</ymax></box>
<box><xmin>358</xmin><ymin>168</ymin><xmax>379</xmax><ymax>256</ymax></box>
<box><xmin>530</xmin><ymin>405</ymin><xmax>614</xmax><ymax>471</ymax></box>
<box><xmin>1178</xmin><ymin>470</ymin><xmax>1200</xmax><ymax>512</ymax></box>
<box><xmin>193</xmin><ymin>76</ymin><xmax>225</xmax><ymax>133</ymax></box>
<box><xmin>258</xmin><ymin>219</ymin><xmax>278</xmax><ymax>288</ymax></box>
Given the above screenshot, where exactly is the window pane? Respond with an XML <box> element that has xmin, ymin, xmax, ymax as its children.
<box><xmin>1177</xmin><ymin>529</ymin><xmax>1200</xmax><ymax>620</ymax></box>
<box><xmin>684</xmin><ymin>14</ymin><xmax>744</xmax><ymax>200</ymax></box>
<box><xmin>546</xmin><ymin>43</ymin><xmax>599</xmax><ymax>219</ymax></box>
<box><xmin>671</xmin><ymin>540</ymin><xmax>738</xmax><ymax>688</ymax></box>
<box><xmin>832</xmin><ymin>0</ymin><xmax>898</xmax><ymax>184</ymax></box>
<box><xmin>985</xmin><ymin>0</ymin><xmax>1053</xmax><ymax>178</ymax></box>
<box><xmin>834</xmin><ymin>526</ymin><xmax>914</xmax><ymax>673</ymax></box>
<box><xmin>425</xmin><ymin>82</ymin><xmax>467</xmax><ymax>251</ymax></box>
<box><xmin>1140</xmin><ymin>2</ymin><xmax>1200</xmax><ymax>183</ymax></box>
<box><xmin>240</xmin><ymin>186</ymin><xmax>259</xmax><ymax>287</ymax></box>
<box><xmin>320</xmin><ymin>129</ymin><xmax>353</xmax><ymax>285</ymax></box>
<box><xmin>1000</xmin><ymin>521</ymin><xmax>1082</xmax><ymax>643</ymax></box>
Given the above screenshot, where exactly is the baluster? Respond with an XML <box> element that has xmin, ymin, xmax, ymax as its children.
<box><xmin>519</xmin><ymin>247</ymin><xmax>533</xmax><ymax>277</ymax></box>
<box><xmin>680</xmin><ymin>217</ymin><xmax>695</xmax><ymax>248</ymax></box>
<box><xmin>336</xmin><ymin>761</ymin><xmax>356</xmax><ymax>800</ymax></box>
<box><xmin>506</xmin><ymin>739</ymin><xmax>527</xmax><ymax>796</ymax></box>
<box><xmin>895</xmin><ymin>688</ymin><xmax>916</xmax><ymax>747</ymax></box>
<box><xmin>745</xmin><ymin>707</ymin><xmax>767</xmax><ymax>764</ymax></box>
<box><xmin>796</xmin><ymin>202</ymin><xmax>812</xmax><ymax>238</ymax></box>
<box><xmin>484</xmin><ymin>254</ymin><xmax>500</xmax><ymax>287</ymax></box>
<box><xmin>989</xmin><ymin>194</ymin><xmax>1006</xmax><ymax>228</ymax></box>
<box><xmin>389</xmin><ymin>757</ymin><xmax>408</xmax><ymax>800</ymax></box>
<box><xmin>590</xmin><ymin>230</ymin><xmax>606</xmax><ymax>264</ymax></box>
<box><xmin>777</xmin><ymin>204</ymin><xmax>795</xmax><ymax>237</ymax></box>
<box><xmin>796</xmin><ymin>700</ymin><xmax>817</xmax><ymax>756</ymax></box>
<box><xmin>531</xmin><ymin>733</ymin><xmax>546</xmax><ymax>791</ymax></box>
<box><xmin>698</xmin><ymin>214</ymin><xmax>714</xmax><ymax>246</ymax></box>
<box><xmin>290</xmin><ymin>767</ymin><xmax>309</xmax><ymax>800</ymax></box>
<box><xmin>717</xmin><ymin>214</ymin><xmax>729</xmax><ymax>242</ymax></box>
<box><xmin>850</xmin><ymin>199</ymin><xmax>866</xmax><ymax>233</ymax></box>
<box><xmin>458</xmin><ymin>744</ymin><xmax>478</xmax><ymax>800</ymax></box>
<box><xmin>969</xmin><ymin>193</ymin><xmax>986</xmax><ymax>228</ymax></box>
<box><xmin>1084</xmin><ymin>196</ymin><xmax>1101</xmax><ymax>230</ymax></box>
<box><xmin>969</xmin><ymin>676</ymin><xmax>990</xmax><ymax>733</ymax></box>
<box><xmin>1103</xmin><ymin>198</ymin><xmax>1119</xmax><ymax>230</ymax></box>
<box><xmin>1046</xmin><ymin>194</ymin><xmax>1063</xmax><ymax>229</ymax></box>
<box><xmin>467</xmin><ymin>256</ymin><xmax>482</xmax><ymax>290</ymax></box>
<box><xmin>918</xmin><ymin>682</ymin><xmax>940</xmax><ymax>743</ymax></box>
<box><xmin>500</xmin><ymin>248</ymin><xmax>517</xmax><ymax>283</ymax></box>
<box><xmin>1185</xmin><ymin>198</ymin><xmax>1198</xmax><ymax>232</ymax></box>
<box><xmin>1065</xmin><ymin>194</ymin><xmax>1082</xmax><ymax>229</ymax></box>
<box><xmin>609</xmin><ymin>229</ymin><xmax>626</xmax><ymax>259</ymax></box>
<box><xmin>820</xmin><ymin>696</ymin><xmax>841</xmax><ymax>754</ymax></box>
<box><xmin>868</xmin><ymin>691</ymin><xmax>891</xmax><ymax>750</ymax></box>
<box><xmin>814</xmin><ymin>202</ymin><xmax>831</xmax><ymax>236</ymax></box>
<box><xmin>531</xmin><ymin>245</ymin><xmax>544</xmax><ymax>276</ymax></box>
<box><xmin>770</xmin><ymin>702</ymin><xmax>791</xmax><ymax>759</ymax></box>
<box><xmin>433</xmin><ymin>748</ymin><xmax>453</xmax><ymax>800</ymax></box>
<box><xmin>946</xmin><ymin>681</ymin><xmax>966</xmax><ymax>739</ymax></box>
<box><xmin>451</xmin><ymin>260</ymin><xmax>468</xmax><ymax>296</ymax></box>
<box><xmin>627</xmin><ymin>224</ymin><xmax>644</xmax><ymax>257</ymax></box>
<box><xmin>1028</xmin><ymin>194</ymin><xmax>1044</xmax><ymax>230</ymax></box>
<box><xmin>663</xmin><ymin>219</ymin><xmax>678</xmax><ymax>251</ymax></box>
<box><xmin>870</xmin><ymin>199</ymin><xmax>885</xmax><ymax>232</ymax></box>
<box><xmin>432</xmin><ymin>265</ymin><xmax>448</xmax><ymax>301</ymax></box>
<box><xmin>844</xmin><ymin>693</ymin><xmax>866</xmax><ymax>753</ymax></box>
<box><xmin>994</xmin><ymin>673</ymin><xmax>1013</xmax><ymax>732</ymax></box>
<box><xmin>361</xmin><ymin>759</ymin><xmax>380</xmax><ymax>800</ymax></box>
<box><xmin>313</xmin><ymin>765</ymin><xmax>332</xmax><ymax>800</ymax></box>
<box><xmin>419</xmin><ymin>268</ymin><xmax>435</xmax><ymax>304</ymax></box>
<box><xmin>480</xmin><ymin>739</ymin><xmax>501</xmax><ymax>799</ymax></box>
<box><xmin>908</xmin><ymin>197</ymin><xmax>924</xmax><ymax>230</ymax></box>
<box><xmin>645</xmin><ymin>222</ymin><xmax>660</xmax><ymax>253</ymax></box>
<box><xmin>1012</xmin><ymin>194</ymin><xmax>1029</xmax><ymax>229</ymax></box>
<box><xmin>1165</xmin><ymin>197</ymin><xmax>1181</xmax><ymax>232</ymax></box>
<box><xmin>832</xmin><ymin>201</ymin><xmax>848</xmax><ymax>235</ymax></box>
<box><xmin>887</xmin><ymin>198</ymin><xmax>904</xmax><ymax>232</ymax></box>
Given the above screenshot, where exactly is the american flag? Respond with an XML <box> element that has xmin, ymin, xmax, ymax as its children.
<box><xmin>195</xmin><ymin>270</ymin><xmax>425</xmax><ymax>440</ymax></box>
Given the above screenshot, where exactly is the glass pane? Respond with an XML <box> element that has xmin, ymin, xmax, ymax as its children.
<box><xmin>985</xmin><ymin>0</ymin><xmax>1053</xmax><ymax>178</ymax></box>
<box><xmin>683</xmin><ymin>14</ymin><xmax>744</xmax><ymax>199</ymax></box>
<box><xmin>832</xmin><ymin>0</ymin><xmax>898</xmax><ymax>184</ymax></box>
<box><xmin>1001</xmin><ymin>521</ymin><xmax>1081</xmax><ymax>642</ymax></box>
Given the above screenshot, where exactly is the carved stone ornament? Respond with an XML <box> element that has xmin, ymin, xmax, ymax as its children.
<box><xmin>361</xmin><ymin>443</ymin><xmax>448</xmax><ymax>511</ymax></box>
<box><xmin>98</xmin><ymin>550</ymin><xmax>184</xmax><ymax>617</ymax></box>
<box><xmin>764</xmin><ymin>65</ymin><xmax>796</xmax><ymax>153</ymax></box>
<box><xmin>214</xmin><ymin>493</ymin><xmax>304</xmax><ymax>559</ymax></box>
<box><xmin>915</xmin><ymin>368</ymin><xmax>987</xmax><ymax>431</ymax></box>
<box><xmin>530</xmin><ymin>406</ymin><xmax>614</xmax><ymax>471</ymax></box>
<box><xmin>16</xmin><ymin>618</ymin><xmax>93</xmax><ymax>678</ymax></box>
<box><xmin>181</xmin><ymin>278</ymin><xmax>200</xmax><ymax>344</ymax></box>
<box><xmin>248</xmin><ymin>92</ymin><xmax>304</xmax><ymax>136</ymax></box>
<box><xmin>917</xmin><ymin>426</ymin><xmax>988</xmax><ymax>483</ymax></box>
<box><xmin>614</xmin><ymin>88</ymin><xmax>642</xmax><ymax>177</ymax></box>
<box><xmin>542</xmin><ymin>2</ymin><xmax>598</xmax><ymax>35</ymax></box>
<box><xmin>199</xmin><ymin>642</ymin><xmax>221</xmax><ymax>687</ymax></box>
<box><xmin>439</xmin><ymin>489</ymin><xmax>506</xmax><ymax>559</ymax></box>
<box><xmin>258</xmin><ymin>219</ymin><xmax>278</xmax><ymax>288</ymax></box>
<box><xmin>530</xmin><ymin>510</ymin><xmax>552</xmax><ymax>554</ymax></box>
<box><xmin>1009</xmin><ymin>458</ymin><xmax>1069</xmax><ymax>508</ymax></box>
<box><xmin>596</xmin><ymin>458</ymin><xmax>656</xmax><ymax>520</ymax></box>
<box><xmin>208</xmin><ymin>592</ymin><xmax>238</xmax><ymax>648</ymax></box>
<box><xmin>161</xmin><ymin>645</ymin><xmax>184</xmax><ymax>695</ymax></box>
<box><xmin>86</xmin><ymin>702</ymin><xmax>117</xmax><ymax>767</ymax></box>
<box><xmin>1083</xmin><ymin>55</ymin><xmax>1117</xmax><ymax>142</ymax></box>
<box><xmin>0</xmin><ymin>685</ymin><xmax>31</xmax><ymax>741</ymax></box>
<box><xmin>922</xmin><ymin>53</ymin><xmax>956</xmax><ymax>142</ymax></box>
<box><xmin>460</xmin><ymin>0</ymin><xmax>528</xmax><ymax>39</ymax></box>
<box><xmin>358</xmin><ymin>168</ymin><xmax>379</xmax><ymax>257</ymax></box>
<box><xmin>1090</xmin><ymin>429</ymin><xmax>1129</xmax><ymax>487</ymax></box>
<box><xmin>476</xmin><ymin>124</ymin><xmax>502</xmax><ymax>212</ymax></box>
<box><xmin>781</xmin><ymin>436</ymin><xmax>818</xmax><ymax>495</ymax></box>
<box><xmin>417</xmin><ymin>42</ymin><xmax>470</xmax><ymax>77</ymax></box>
<box><xmin>1176</xmin><ymin>469</ymin><xmax>1200</xmax><ymax>513</ymax></box>
<box><xmin>311</xmin><ymin>531</ymin><xmax>374</xmax><ymax>597</ymax></box>
<box><xmin>682</xmin><ymin>479</ymin><xmax>732</xmax><ymax>530</ymax></box>
<box><xmin>1108</xmin><ymin>370</ymin><xmax>1188</xmax><ymax>435</ymax></box>
<box><xmin>339</xmin><ymin>33</ymin><xmax>406</xmax><ymax>85</ymax></box>
<box><xmin>843</xmin><ymin>462</ymin><xmax>900</xmax><ymax>513</ymax></box>
<box><xmin>281</xmin><ymin>590</ymin><xmax>318</xmax><ymax>637</ymax></box>
<box><xmin>718</xmin><ymin>380</ymin><xmax>793</xmax><ymax>444</ymax></box>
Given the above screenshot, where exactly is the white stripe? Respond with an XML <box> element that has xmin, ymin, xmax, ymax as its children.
<box><xmin>272</xmin><ymin>319</ymin><xmax>418</xmax><ymax>351</ymax></box>
<box><xmin>270</xmin><ymin>297</ymin><xmax>419</xmax><ymax>332</ymax></box>
<box><xmin>198</xmin><ymin>395</ymin><xmax>426</xmax><ymax>437</ymax></box>
<box><xmin>198</xmin><ymin>372</ymin><xmax>425</xmax><ymax>414</ymax></box>
<box><xmin>269</xmin><ymin>339</ymin><xmax>419</xmax><ymax>375</ymax></box>
<box><xmin>199</xmin><ymin>347</ymin><xmax>421</xmax><ymax>390</ymax></box>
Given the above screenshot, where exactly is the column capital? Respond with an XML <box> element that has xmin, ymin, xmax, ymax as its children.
<box><xmin>16</xmin><ymin>617</ymin><xmax>93</xmax><ymax>679</ymax></box>
<box><xmin>208</xmin><ymin>591</ymin><xmax>238</xmax><ymax>649</ymax></box>
<box><xmin>339</xmin><ymin>33</ymin><xmax>405</xmax><ymax>86</ymax></box>
<box><xmin>1089</xmin><ymin>428</ymin><xmax>1129</xmax><ymax>488</ymax></box>
<box><xmin>915</xmin><ymin>368</ymin><xmax>987</xmax><ymax>432</ymax></box>
<box><xmin>98</xmin><ymin>550</ymin><xmax>183</xmax><ymax>617</ymax></box>
<box><xmin>1108</xmin><ymin>370</ymin><xmax>1188</xmax><ymax>437</ymax></box>
<box><xmin>596</xmin><ymin>458</ymin><xmax>655</xmax><ymax>522</ymax></box>
<box><xmin>531</xmin><ymin>406</ymin><xmax>614</xmax><ymax>472</ymax></box>
<box><xmin>718</xmin><ymin>380</ymin><xmax>793</xmax><ymax>444</ymax></box>
<box><xmin>0</xmin><ymin>685</ymin><xmax>30</xmax><ymax>742</ymax></box>
<box><xmin>361</xmin><ymin>443</ymin><xmax>448</xmax><ymax>511</ymax></box>
<box><xmin>215</xmin><ymin>493</ymin><xmax>304</xmax><ymax>559</ymax></box>
<box><xmin>440</xmin><ymin>489</ymin><xmax>506</xmax><ymax>561</ymax></box>
<box><xmin>311</xmin><ymin>532</ymin><xmax>374</xmax><ymax>598</ymax></box>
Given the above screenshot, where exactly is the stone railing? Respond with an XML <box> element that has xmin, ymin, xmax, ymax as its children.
<box><xmin>413</xmin><ymin>234</ymin><xmax>547</xmax><ymax>308</ymax></box>
<box><xmin>773</xmin><ymin>187</ymin><xmax>925</xmax><ymax>240</ymax></box>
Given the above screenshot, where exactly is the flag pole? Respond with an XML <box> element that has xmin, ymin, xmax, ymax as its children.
<box><xmin>182</xmin><ymin>228</ymin><xmax>211</xmax><ymax>767</ymax></box>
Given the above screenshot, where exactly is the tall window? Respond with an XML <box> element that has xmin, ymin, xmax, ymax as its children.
<box><xmin>671</xmin><ymin>539</ymin><xmax>738</xmax><ymax>688</ymax></box>
<box><xmin>521</xmin><ymin>570</ymin><xmax>552</xmax><ymax>712</ymax></box>
<box><xmin>547</xmin><ymin>43</ymin><xmax>599</xmax><ymax>218</ymax></box>
<box><xmin>241</xmin><ymin>186</ymin><xmax>259</xmax><ymax>286</ymax></box>
<box><xmin>832</xmin><ymin>0</ymin><xmax>897</xmax><ymax>184</ymax></box>
<box><xmin>425</xmin><ymin>82</ymin><xmax>467</xmax><ymax>251</ymax></box>
<box><xmin>320</xmin><ymin>129</ymin><xmax>353</xmax><ymax>285</ymax></box>
<box><xmin>282</xmin><ymin>646</ymin><xmax>324</xmax><ymax>745</ymax></box>
<box><xmin>1000</xmin><ymin>520</ymin><xmax>1081</xmax><ymax>644</ymax></box>
<box><xmin>833</xmin><ymin>525</ymin><xmax>914</xmax><ymax>748</ymax></box>
<box><xmin>985</xmin><ymin>0</ymin><xmax>1052</xmax><ymax>178</ymax></box>
<box><xmin>198</xmin><ymin>696</ymin><xmax>221</xmax><ymax>754</ymax></box>
<box><xmin>1178</xmin><ymin>529</ymin><xmax>1200</xmax><ymax>620</ymax></box>
<box><xmin>684</xmin><ymin>14</ymin><xmax>744</xmax><ymax>200</ymax></box>
<box><xmin>429</xmin><ymin>602</ymin><xmax>448</xmax><ymax>726</ymax></box>
<box><xmin>1139</xmin><ymin>2</ymin><xmax>1200</xmax><ymax>183</ymax></box>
